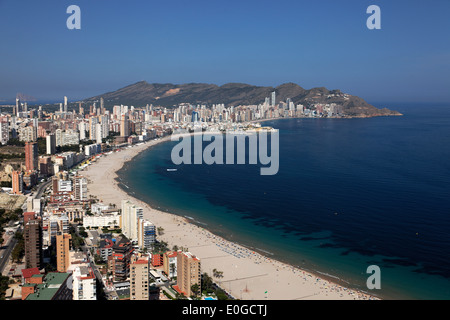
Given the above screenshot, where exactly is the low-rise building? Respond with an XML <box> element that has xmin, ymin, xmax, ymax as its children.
<box><xmin>24</xmin><ymin>272</ymin><xmax>72</xmax><ymax>300</ymax></box>
<box><xmin>163</xmin><ymin>251</ymin><xmax>178</xmax><ymax>279</ymax></box>
<box><xmin>83</xmin><ymin>211</ymin><xmax>120</xmax><ymax>229</ymax></box>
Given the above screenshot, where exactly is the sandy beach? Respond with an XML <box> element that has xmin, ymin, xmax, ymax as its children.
<box><xmin>81</xmin><ymin>137</ymin><xmax>378</xmax><ymax>300</ymax></box>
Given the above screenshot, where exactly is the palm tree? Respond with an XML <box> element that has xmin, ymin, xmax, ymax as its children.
<box><xmin>213</xmin><ymin>269</ymin><xmax>224</xmax><ymax>278</ymax></box>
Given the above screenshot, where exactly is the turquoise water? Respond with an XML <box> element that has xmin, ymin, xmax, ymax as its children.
<box><xmin>117</xmin><ymin>103</ymin><xmax>450</xmax><ymax>299</ymax></box>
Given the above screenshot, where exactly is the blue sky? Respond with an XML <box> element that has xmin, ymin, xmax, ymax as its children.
<box><xmin>0</xmin><ymin>0</ymin><xmax>449</xmax><ymax>104</ymax></box>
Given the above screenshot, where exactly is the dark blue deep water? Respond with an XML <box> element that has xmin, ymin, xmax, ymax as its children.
<box><xmin>118</xmin><ymin>103</ymin><xmax>450</xmax><ymax>299</ymax></box>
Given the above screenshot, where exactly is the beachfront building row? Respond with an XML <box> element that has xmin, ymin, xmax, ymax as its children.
<box><xmin>118</xmin><ymin>248</ymin><xmax>201</xmax><ymax>300</ymax></box>
<box><xmin>175</xmin><ymin>251</ymin><xmax>201</xmax><ymax>298</ymax></box>
<box><xmin>121</xmin><ymin>200</ymin><xmax>156</xmax><ymax>251</ymax></box>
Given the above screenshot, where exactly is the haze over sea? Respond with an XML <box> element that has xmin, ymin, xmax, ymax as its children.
<box><xmin>117</xmin><ymin>103</ymin><xmax>450</xmax><ymax>299</ymax></box>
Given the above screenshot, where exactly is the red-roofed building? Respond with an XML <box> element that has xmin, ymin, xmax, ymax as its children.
<box><xmin>23</xmin><ymin>212</ymin><xmax>37</xmax><ymax>224</ymax></box>
<box><xmin>151</xmin><ymin>253</ymin><xmax>163</xmax><ymax>268</ymax></box>
<box><xmin>21</xmin><ymin>267</ymin><xmax>41</xmax><ymax>283</ymax></box>
<box><xmin>22</xmin><ymin>284</ymin><xmax>36</xmax><ymax>300</ymax></box>
<box><xmin>172</xmin><ymin>284</ymin><xmax>187</xmax><ymax>297</ymax></box>
<box><xmin>130</xmin><ymin>257</ymin><xmax>149</xmax><ymax>300</ymax></box>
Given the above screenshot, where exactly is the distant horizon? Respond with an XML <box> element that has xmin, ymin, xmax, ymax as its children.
<box><xmin>1</xmin><ymin>80</ymin><xmax>449</xmax><ymax>107</ymax></box>
<box><xmin>1</xmin><ymin>0</ymin><xmax>449</xmax><ymax>105</ymax></box>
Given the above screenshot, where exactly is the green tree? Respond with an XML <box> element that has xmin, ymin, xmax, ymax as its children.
<box><xmin>201</xmin><ymin>273</ymin><xmax>214</xmax><ymax>295</ymax></box>
<box><xmin>215</xmin><ymin>288</ymin><xmax>230</xmax><ymax>300</ymax></box>
<box><xmin>0</xmin><ymin>275</ymin><xmax>11</xmax><ymax>300</ymax></box>
<box><xmin>153</xmin><ymin>240</ymin><xmax>169</xmax><ymax>254</ymax></box>
<box><xmin>190</xmin><ymin>283</ymin><xmax>200</xmax><ymax>299</ymax></box>
<box><xmin>36</xmin><ymin>137</ymin><xmax>47</xmax><ymax>155</ymax></box>
<box><xmin>6</xmin><ymin>138</ymin><xmax>25</xmax><ymax>147</ymax></box>
<box><xmin>212</xmin><ymin>268</ymin><xmax>224</xmax><ymax>279</ymax></box>
<box><xmin>11</xmin><ymin>236</ymin><xmax>25</xmax><ymax>263</ymax></box>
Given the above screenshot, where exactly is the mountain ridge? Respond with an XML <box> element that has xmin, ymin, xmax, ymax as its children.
<box><xmin>82</xmin><ymin>81</ymin><xmax>402</xmax><ymax>117</ymax></box>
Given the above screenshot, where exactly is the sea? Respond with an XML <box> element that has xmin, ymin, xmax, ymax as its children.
<box><xmin>117</xmin><ymin>103</ymin><xmax>450</xmax><ymax>300</ymax></box>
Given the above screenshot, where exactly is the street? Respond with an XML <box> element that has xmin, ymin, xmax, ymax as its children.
<box><xmin>0</xmin><ymin>229</ymin><xmax>19</xmax><ymax>275</ymax></box>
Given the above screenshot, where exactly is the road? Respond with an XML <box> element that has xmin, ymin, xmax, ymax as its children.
<box><xmin>34</xmin><ymin>179</ymin><xmax>52</xmax><ymax>200</ymax></box>
<box><xmin>0</xmin><ymin>229</ymin><xmax>20</xmax><ymax>275</ymax></box>
<box><xmin>74</xmin><ymin>225</ymin><xmax>112</xmax><ymax>299</ymax></box>
<box><xmin>0</xmin><ymin>179</ymin><xmax>50</xmax><ymax>274</ymax></box>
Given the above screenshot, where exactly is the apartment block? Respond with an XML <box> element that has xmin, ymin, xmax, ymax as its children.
<box><xmin>24</xmin><ymin>216</ymin><xmax>43</xmax><ymax>269</ymax></box>
<box><xmin>56</xmin><ymin>232</ymin><xmax>72</xmax><ymax>273</ymax></box>
<box><xmin>130</xmin><ymin>257</ymin><xmax>150</xmax><ymax>300</ymax></box>
<box><xmin>176</xmin><ymin>252</ymin><xmax>201</xmax><ymax>297</ymax></box>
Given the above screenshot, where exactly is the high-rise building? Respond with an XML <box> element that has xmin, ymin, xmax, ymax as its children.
<box><xmin>56</xmin><ymin>232</ymin><xmax>72</xmax><ymax>273</ymax></box>
<box><xmin>56</xmin><ymin>129</ymin><xmax>79</xmax><ymax>146</ymax></box>
<box><xmin>100</xmin><ymin>115</ymin><xmax>109</xmax><ymax>138</ymax></box>
<box><xmin>72</xmin><ymin>266</ymin><xmax>97</xmax><ymax>300</ymax></box>
<box><xmin>95</xmin><ymin>123</ymin><xmax>102</xmax><ymax>144</ymax></box>
<box><xmin>24</xmin><ymin>215</ymin><xmax>43</xmax><ymax>269</ymax></box>
<box><xmin>120</xmin><ymin>114</ymin><xmax>129</xmax><ymax>137</ymax></box>
<box><xmin>271</xmin><ymin>91</ymin><xmax>276</xmax><ymax>107</ymax></box>
<box><xmin>25</xmin><ymin>141</ymin><xmax>38</xmax><ymax>172</ymax></box>
<box><xmin>46</xmin><ymin>134</ymin><xmax>56</xmax><ymax>155</ymax></box>
<box><xmin>0</xmin><ymin>117</ymin><xmax>9</xmax><ymax>145</ymax></box>
<box><xmin>39</xmin><ymin>156</ymin><xmax>53</xmax><ymax>176</ymax></box>
<box><xmin>121</xmin><ymin>200</ymin><xmax>143</xmax><ymax>241</ymax></box>
<box><xmin>111</xmin><ymin>236</ymin><xmax>134</xmax><ymax>282</ymax></box>
<box><xmin>78</xmin><ymin>122</ymin><xmax>86</xmax><ymax>140</ymax></box>
<box><xmin>12</xmin><ymin>170</ymin><xmax>23</xmax><ymax>195</ymax></box>
<box><xmin>19</xmin><ymin>126</ymin><xmax>37</xmax><ymax>142</ymax></box>
<box><xmin>73</xmin><ymin>176</ymin><xmax>87</xmax><ymax>200</ymax></box>
<box><xmin>89</xmin><ymin>117</ymin><xmax>99</xmax><ymax>141</ymax></box>
<box><xmin>55</xmin><ymin>129</ymin><xmax>63</xmax><ymax>147</ymax></box>
<box><xmin>64</xmin><ymin>96</ymin><xmax>68</xmax><ymax>113</ymax></box>
<box><xmin>176</xmin><ymin>252</ymin><xmax>201</xmax><ymax>297</ymax></box>
<box><xmin>191</xmin><ymin>111</ymin><xmax>199</xmax><ymax>123</ymax></box>
<box><xmin>14</xmin><ymin>98</ymin><xmax>19</xmax><ymax>115</ymax></box>
<box><xmin>51</xmin><ymin>176</ymin><xmax>59</xmax><ymax>194</ymax></box>
<box><xmin>130</xmin><ymin>256</ymin><xmax>149</xmax><ymax>300</ymax></box>
<box><xmin>137</xmin><ymin>219</ymin><xmax>156</xmax><ymax>250</ymax></box>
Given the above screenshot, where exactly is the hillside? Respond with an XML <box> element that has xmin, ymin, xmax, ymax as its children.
<box><xmin>82</xmin><ymin>81</ymin><xmax>402</xmax><ymax>117</ymax></box>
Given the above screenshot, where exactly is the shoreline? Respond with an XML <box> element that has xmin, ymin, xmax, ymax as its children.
<box><xmin>81</xmin><ymin>136</ymin><xmax>380</xmax><ymax>300</ymax></box>
<box><xmin>249</xmin><ymin>113</ymin><xmax>403</xmax><ymax>125</ymax></box>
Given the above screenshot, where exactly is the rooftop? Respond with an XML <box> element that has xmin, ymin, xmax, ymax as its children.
<box><xmin>21</xmin><ymin>267</ymin><xmax>40</xmax><ymax>279</ymax></box>
<box><xmin>25</xmin><ymin>273</ymin><xmax>71</xmax><ymax>301</ymax></box>
<box><xmin>44</xmin><ymin>272</ymin><xmax>71</xmax><ymax>286</ymax></box>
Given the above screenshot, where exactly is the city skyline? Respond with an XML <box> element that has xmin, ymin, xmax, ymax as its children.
<box><xmin>0</xmin><ymin>0</ymin><xmax>449</xmax><ymax>104</ymax></box>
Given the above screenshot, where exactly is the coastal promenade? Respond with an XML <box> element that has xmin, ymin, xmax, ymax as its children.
<box><xmin>81</xmin><ymin>137</ymin><xmax>378</xmax><ymax>300</ymax></box>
